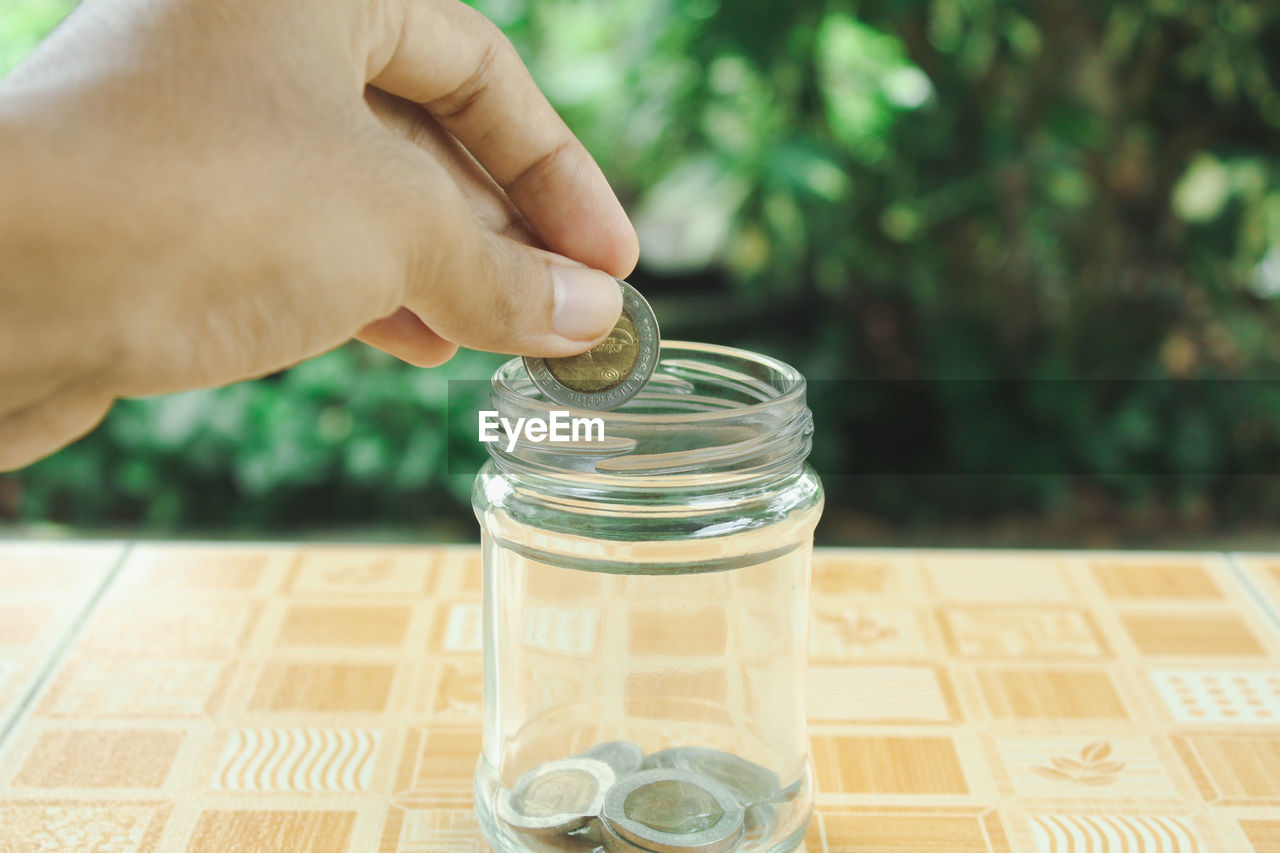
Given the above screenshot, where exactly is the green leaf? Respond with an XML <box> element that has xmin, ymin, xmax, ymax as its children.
<box><xmin>633</xmin><ymin>156</ymin><xmax>749</xmax><ymax>272</ymax></box>
<box><xmin>815</xmin><ymin>12</ymin><xmax>929</xmax><ymax>162</ymax></box>
<box><xmin>1174</xmin><ymin>154</ymin><xmax>1231</xmax><ymax>223</ymax></box>
<box><xmin>0</xmin><ymin>0</ymin><xmax>77</xmax><ymax>76</ymax></box>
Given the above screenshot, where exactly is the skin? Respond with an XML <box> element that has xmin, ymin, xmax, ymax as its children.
<box><xmin>0</xmin><ymin>0</ymin><xmax>639</xmax><ymax>470</ymax></box>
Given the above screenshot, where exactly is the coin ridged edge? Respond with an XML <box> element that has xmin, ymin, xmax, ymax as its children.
<box><xmin>579</xmin><ymin>740</ymin><xmax>645</xmax><ymax>776</ymax></box>
<box><xmin>601</xmin><ymin>768</ymin><xmax>745</xmax><ymax>853</ymax></box>
<box><xmin>495</xmin><ymin>757</ymin><xmax>617</xmax><ymax>836</ymax></box>
<box><xmin>643</xmin><ymin>746</ymin><xmax>781</xmax><ymax>806</ymax></box>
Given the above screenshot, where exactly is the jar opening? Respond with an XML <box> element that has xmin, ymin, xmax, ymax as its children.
<box><xmin>488</xmin><ymin>342</ymin><xmax>813</xmax><ymax>482</ymax></box>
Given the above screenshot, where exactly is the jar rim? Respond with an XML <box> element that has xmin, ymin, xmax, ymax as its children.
<box><xmin>491</xmin><ymin>340</ymin><xmax>807</xmax><ymax>423</ymax></box>
<box><xmin>486</xmin><ymin>341</ymin><xmax>813</xmax><ymax>482</ymax></box>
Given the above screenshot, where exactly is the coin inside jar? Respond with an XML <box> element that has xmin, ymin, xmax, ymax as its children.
<box><xmin>596</xmin><ymin>818</ymin><xmax>658</xmax><ymax>853</ymax></box>
<box><xmin>578</xmin><ymin>740</ymin><xmax>644</xmax><ymax>777</ymax></box>
<box><xmin>496</xmin><ymin>757</ymin><xmax>616</xmax><ymax>836</ymax></box>
<box><xmin>643</xmin><ymin>747</ymin><xmax>780</xmax><ymax>807</ymax></box>
<box><xmin>601</xmin><ymin>768</ymin><xmax>744</xmax><ymax>853</ymax></box>
<box><xmin>523</xmin><ymin>279</ymin><xmax>659</xmax><ymax>411</ymax></box>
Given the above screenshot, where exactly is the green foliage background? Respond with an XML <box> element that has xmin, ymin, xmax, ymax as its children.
<box><xmin>4</xmin><ymin>0</ymin><xmax>1280</xmax><ymax>543</ymax></box>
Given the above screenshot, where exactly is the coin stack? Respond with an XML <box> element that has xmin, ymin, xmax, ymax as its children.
<box><xmin>494</xmin><ymin>742</ymin><xmax>788</xmax><ymax>853</ymax></box>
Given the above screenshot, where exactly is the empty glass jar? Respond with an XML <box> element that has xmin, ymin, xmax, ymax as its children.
<box><xmin>472</xmin><ymin>342</ymin><xmax>823</xmax><ymax>853</ymax></box>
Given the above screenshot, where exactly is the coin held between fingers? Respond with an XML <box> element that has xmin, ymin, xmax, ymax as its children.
<box><xmin>525</xmin><ymin>279</ymin><xmax>660</xmax><ymax>411</ymax></box>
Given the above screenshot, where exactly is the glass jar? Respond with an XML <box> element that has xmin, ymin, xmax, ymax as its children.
<box><xmin>472</xmin><ymin>342</ymin><xmax>823</xmax><ymax>853</ymax></box>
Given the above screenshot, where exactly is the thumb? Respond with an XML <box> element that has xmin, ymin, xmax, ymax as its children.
<box><xmin>406</xmin><ymin>221</ymin><xmax>624</xmax><ymax>358</ymax></box>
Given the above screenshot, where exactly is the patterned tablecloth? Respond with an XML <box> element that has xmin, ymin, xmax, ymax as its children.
<box><xmin>0</xmin><ymin>543</ymin><xmax>1278</xmax><ymax>852</ymax></box>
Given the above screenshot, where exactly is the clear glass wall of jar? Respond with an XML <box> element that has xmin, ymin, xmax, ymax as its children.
<box><xmin>472</xmin><ymin>342</ymin><xmax>824</xmax><ymax>853</ymax></box>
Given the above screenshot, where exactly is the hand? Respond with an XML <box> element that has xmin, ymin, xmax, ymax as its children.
<box><xmin>0</xmin><ymin>0</ymin><xmax>638</xmax><ymax>470</ymax></box>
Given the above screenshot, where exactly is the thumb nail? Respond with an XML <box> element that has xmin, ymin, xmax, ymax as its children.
<box><xmin>551</xmin><ymin>266</ymin><xmax>623</xmax><ymax>341</ymax></box>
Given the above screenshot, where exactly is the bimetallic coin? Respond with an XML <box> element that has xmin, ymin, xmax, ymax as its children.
<box><xmin>601</xmin><ymin>768</ymin><xmax>745</xmax><ymax>853</ymax></box>
<box><xmin>496</xmin><ymin>757</ymin><xmax>616</xmax><ymax>836</ymax></box>
<box><xmin>579</xmin><ymin>740</ymin><xmax>644</xmax><ymax>777</ymax></box>
<box><xmin>595</xmin><ymin>817</ymin><xmax>656</xmax><ymax>853</ymax></box>
<box><xmin>510</xmin><ymin>831</ymin><xmax>601</xmax><ymax>853</ymax></box>
<box><xmin>524</xmin><ymin>279</ymin><xmax>659</xmax><ymax>411</ymax></box>
<box><xmin>741</xmin><ymin>802</ymin><xmax>777</xmax><ymax>845</ymax></box>
<box><xmin>548</xmin><ymin>312</ymin><xmax>639</xmax><ymax>393</ymax></box>
<box><xmin>571</xmin><ymin>816</ymin><xmax>608</xmax><ymax>845</ymax></box>
<box><xmin>778</xmin><ymin>772</ymin><xmax>805</xmax><ymax>802</ymax></box>
<box><xmin>642</xmin><ymin>747</ymin><xmax>780</xmax><ymax>807</ymax></box>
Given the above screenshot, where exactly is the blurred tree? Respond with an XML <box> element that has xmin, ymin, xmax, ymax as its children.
<box><xmin>4</xmin><ymin>0</ymin><xmax>1280</xmax><ymax>542</ymax></box>
<box><xmin>494</xmin><ymin>0</ymin><xmax>1280</xmax><ymax>537</ymax></box>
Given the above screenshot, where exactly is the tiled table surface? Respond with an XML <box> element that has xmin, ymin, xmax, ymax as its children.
<box><xmin>0</xmin><ymin>544</ymin><xmax>1278</xmax><ymax>852</ymax></box>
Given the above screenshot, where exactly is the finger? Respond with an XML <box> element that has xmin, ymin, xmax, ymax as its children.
<box><xmin>368</xmin><ymin>0</ymin><xmax>639</xmax><ymax>277</ymax></box>
<box><xmin>363</xmin><ymin>86</ymin><xmax>539</xmax><ymax>245</ymax></box>
<box><xmin>0</xmin><ymin>388</ymin><xmax>112</xmax><ymax>471</ymax></box>
<box><xmin>356</xmin><ymin>307</ymin><xmax>459</xmax><ymax>367</ymax></box>
<box><xmin>390</xmin><ymin>174</ymin><xmax>622</xmax><ymax>358</ymax></box>
<box><xmin>366</xmin><ymin>130</ymin><xmax>622</xmax><ymax>357</ymax></box>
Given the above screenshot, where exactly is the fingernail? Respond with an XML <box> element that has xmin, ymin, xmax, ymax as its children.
<box><xmin>551</xmin><ymin>266</ymin><xmax>622</xmax><ymax>341</ymax></box>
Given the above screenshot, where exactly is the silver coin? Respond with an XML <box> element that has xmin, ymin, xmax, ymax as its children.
<box><xmin>579</xmin><ymin>740</ymin><xmax>644</xmax><ymax>776</ymax></box>
<box><xmin>509</xmin><ymin>830</ymin><xmax>602</xmax><ymax>853</ymax></box>
<box><xmin>571</xmin><ymin>816</ymin><xmax>608</xmax><ymax>845</ymax></box>
<box><xmin>601</xmin><ymin>768</ymin><xmax>745</xmax><ymax>853</ymax></box>
<box><xmin>523</xmin><ymin>279</ymin><xmax>659</xmax><ymax>411</ymax></box>
<box><xmin>642</xmin><ymin>747</ymin><xmax>780</xmax><ymax>807</ymax></box>
<box><xmin>596</xmin><ymin>815</ymin><xmax>661</xmax><ymax>852</ymax></box>
<box><xmin>741</xmin><ymin>802</ymin><xmax>777</xmax><ymax>845</ymax></box>
<box><xmin>496</xmin><ymin>757</ymin><xmax>616</xmax><ymax>836</ymax></box>
<box><xmin>777</xmin><ymin>772</ymin><xmax>805</xmax><ymax>801</ymax></box>
<box><xmin>595</xmin><ymin>817</ymin><xmax>655</xmax><ymax>852</ymax></box>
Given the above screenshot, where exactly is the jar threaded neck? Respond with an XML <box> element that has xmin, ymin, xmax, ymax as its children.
<box><xmin>487</xmin><ymin>342</ymin><xmax>813</xmax><ymax>486</ymax></box>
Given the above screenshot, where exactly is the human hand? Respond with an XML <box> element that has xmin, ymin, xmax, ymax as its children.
<box><xmin>0</xmin><ymin>0</ymin><xmax>638</xmax><ymax>469</ymax></box>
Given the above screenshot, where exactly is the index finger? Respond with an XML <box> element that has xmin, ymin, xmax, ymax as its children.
<box><xmin>366</xmin><ymin>0</ymin><xmax>639</xmax><ymax>278</ymax></box>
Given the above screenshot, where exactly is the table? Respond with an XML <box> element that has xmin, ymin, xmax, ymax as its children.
<box><xmin>0</xmin><ymin>543</ymin><xmax>1278</xmax><ymax>852</ymax></box>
